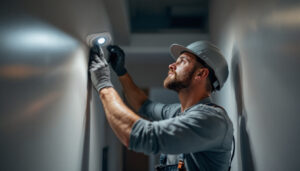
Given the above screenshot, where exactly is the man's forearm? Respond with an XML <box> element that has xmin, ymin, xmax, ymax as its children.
<box><xmin>118</xmin><ymin>73</ymin><xmax>148</xmax><ymax>112</ymax></box>
<box><xmin>99</xmin><ymin>87</ymin><xmax>141</xmax><ymax>147</ymax></box>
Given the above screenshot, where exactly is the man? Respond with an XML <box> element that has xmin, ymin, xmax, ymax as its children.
<box><xmin>89</xmin><ymin>41</ymin><xmax>234</xmax><ymax>171</ymax></box>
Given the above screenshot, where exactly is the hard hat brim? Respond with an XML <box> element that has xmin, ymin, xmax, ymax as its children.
<box><xmin>170</xmin><ymin>44</ymin><xmax>200</xmax><ymax>61</ymax></box>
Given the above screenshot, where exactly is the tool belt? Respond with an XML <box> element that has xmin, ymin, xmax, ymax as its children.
<box><xmin>155</xmin><ymin>154</ymin><xmax>186</xmax><ymax>171</ymax></box>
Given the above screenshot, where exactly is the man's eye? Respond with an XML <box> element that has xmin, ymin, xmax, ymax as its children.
<box><xmin>176</xmin><ymin>58</ymin><xmax>186</xmax><ymax>64</ymax></box>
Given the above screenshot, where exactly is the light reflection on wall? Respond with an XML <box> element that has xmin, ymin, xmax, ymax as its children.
<box><xmin>0</xmin><ymin>16</ymin><xmax>78</xmax><ymax>62</ymax></box>
<box><xmin>264</xmin><ymin>7</ymin><xmax>300</xmax><ymax>27</ymax></box>
<box><xmin>0</xmin><ymin>15</ymin><xmax>89</xmax><ymax>171</ymax></box>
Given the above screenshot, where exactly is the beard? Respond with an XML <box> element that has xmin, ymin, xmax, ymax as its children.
<box><xmin>163</xmin><ymin>67</ymin><xmax>196</xmax><ymax>92</ymax></box>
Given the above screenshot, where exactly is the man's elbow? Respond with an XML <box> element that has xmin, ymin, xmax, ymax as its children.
<box><xmin>124</xmin><ymin>138</ymin><xmax>130</xmax><ymax>148</ymax></box>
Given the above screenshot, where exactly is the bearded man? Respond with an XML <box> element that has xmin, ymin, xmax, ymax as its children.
<box><xmin>89</xmin><ymin>41</ymin><xmax>234</xmax><ymax>171</ymax></box>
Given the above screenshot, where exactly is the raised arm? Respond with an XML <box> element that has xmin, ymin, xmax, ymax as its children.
<box><xmin>99</xmin><ymin>87</ymin><xmax>140</xmax><ymax>147</ymax></box>
<box><xmin>89</xmin><ymin>46</ymin><xmax>141</xmax><ymax>147</ymax></box>
<box><xmin>107</xmin><ymin>45</ymin><xmax>147</xmax><ymax>112</ymax></box>
<box><xmin>118</xmin><ymin>73</ymin><xmax>148</xmax><ymax>112</ymax></box>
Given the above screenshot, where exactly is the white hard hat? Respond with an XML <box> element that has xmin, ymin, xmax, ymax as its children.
<box><xmin>169</xmin><ymin>41</ymin><xmax>229</xmax><ymax>90</ymax></box>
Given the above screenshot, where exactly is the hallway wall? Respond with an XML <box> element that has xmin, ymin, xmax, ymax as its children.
<box><xmin>210</xmin><ymin>0</ymin><xmax>300</xmax><ymax>170</ymax></box>
<box><xmin>0</xmin><ymin>0</ymin><xmax>123</xmax><ymax>170</ymax></box>
<box><xmin>0</xmin><ymin>15</ymin><xmax>89</xmax><ymax>170</ymax></box>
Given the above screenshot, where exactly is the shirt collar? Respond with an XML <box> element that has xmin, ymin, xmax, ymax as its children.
<box><xmin>197</xmin><ymin>96</ymin><xmax>212</xmax><ymax>104</ymax></box>
<box><xmin>183</xmin><ymin>96</ymin><xmax>212</xmax><ymax>113</ymax></box>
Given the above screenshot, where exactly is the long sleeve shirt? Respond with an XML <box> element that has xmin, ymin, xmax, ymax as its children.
<box><xmin>129</xmin><ymin>97</ymin><xmax>234</xmax><ymax>171</ymax></box>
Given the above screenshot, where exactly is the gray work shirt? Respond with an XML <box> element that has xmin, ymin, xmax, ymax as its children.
<box><xmin>129</xmin><ymin>97</ymin><xmax>233</xmax><ymax>171</ymax></box>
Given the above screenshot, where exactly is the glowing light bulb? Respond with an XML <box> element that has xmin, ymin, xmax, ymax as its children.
<box><xmin>97</xmin><ymin>37</ymin><xmax>106</xmax><ymax>45</ymax></box>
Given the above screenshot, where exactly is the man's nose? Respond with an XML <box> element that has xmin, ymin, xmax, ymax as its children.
<box><xmin>169</xmin><ymin>62</ymin><xmax>176</xmax><ymax>71</ymax></box>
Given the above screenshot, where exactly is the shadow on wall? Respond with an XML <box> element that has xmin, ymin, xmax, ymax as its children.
<box><xmin>231</xmin><ymin>49</ymin><xmax>255</xmax><ymax>171</ymax></box>
<box><xmin>81</xmin><ymin>77</ymin><xmax>92</xmax><ymax>171</ymax></box>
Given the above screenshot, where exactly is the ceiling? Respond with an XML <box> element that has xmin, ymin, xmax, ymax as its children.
<box><xmin>103</xmin><ymin>0</ymin><xmax>210</xmax><ymax>63</ymax></box>
<box><xmin>2</xmin><ymin>0</ymin><xmax>210</xmax><ymax>65</ymax></box>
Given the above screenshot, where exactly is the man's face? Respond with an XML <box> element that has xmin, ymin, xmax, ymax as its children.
<box><xmin>163</xmin><ymin>52</ymin><xmax>198</xmax><ymax>92</ymax></box>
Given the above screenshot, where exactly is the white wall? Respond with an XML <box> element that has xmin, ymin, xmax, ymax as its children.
<box><xmin>0</xmin><ymin>15</ymin><xmax>89</xmax><ymax>170</ymax></box>
<box><xmin>210</xmin><ymin>0</ymin><xmax>300</xmax><ymax>170</ymax></box>
<box><xmin>0</xmin><ymin>0</ymin><xmax>125</xmax><ymax>170</ymax></box>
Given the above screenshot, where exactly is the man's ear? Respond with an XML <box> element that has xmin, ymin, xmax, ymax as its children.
<box><xmin>195</xmin><ymin>68</ymin><xmax>209</xmax><ymax>81</ymax></box>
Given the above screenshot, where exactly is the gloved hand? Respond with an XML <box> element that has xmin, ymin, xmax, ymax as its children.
<box><xmin>89</xmin><ymin>46</ymin><xmax>113</xmax><ymax>92</ymax></box>
<box><xmin>107</xmin><ymin>45</ymin><xmax>127</xmax><ymax>76</ymax></box>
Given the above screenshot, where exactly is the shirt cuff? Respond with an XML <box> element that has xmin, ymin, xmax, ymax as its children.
<box><xmin>129</xmin><ymin>118</ymin><xmax>156</xmax><ymax>154</ymax></box>
<box><xmin>129</xmin><ymin>118</ymin><xmax>143</xmax><ymax>151</ymax></box>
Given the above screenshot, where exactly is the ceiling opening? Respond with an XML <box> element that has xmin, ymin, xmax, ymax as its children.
<box><xmin>127</xmin><ymin>0</ymin><xmax>209</xmax><ymax>33</ymax></box>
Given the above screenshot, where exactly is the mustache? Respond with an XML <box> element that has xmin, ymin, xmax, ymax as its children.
<box><xmin>168</xmin><ymin>70</ymin><xmax>175</xmax><ymax>75</ymax></box>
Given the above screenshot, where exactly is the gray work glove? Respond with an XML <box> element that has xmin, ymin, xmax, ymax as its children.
<box><xmin>89</xmin><ymin>46</ymin><xmax>113</xmax><ymax>92</ymax></box>
<box><xmin>107</xmin><ymin>45</ymin><xmax>127</xmax><ymax>76</ymax></box>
